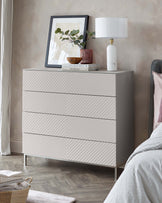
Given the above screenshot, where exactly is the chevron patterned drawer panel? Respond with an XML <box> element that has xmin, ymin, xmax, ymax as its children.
<box><xmin>23</xmin><ymin>70</ymin><xmax>116</xmax><ymax>96</ymax></box>
<box><xmin>66</xmin><ymin>139</ymin><xmax>116</xmax><ymax>167</ymax></box>
<box><xmin>23</xmin><ymin>112</ymin><xmax>116</xmax><ymax>143</ymax></box>
<box><xmin>23</xmin><ymin>133</ymin><xmax>116</xmax><ymax>167</ymax></box>
<box><xmin>23</xmin><ymin>92</ymin><xmax>116</xmax><ymax>120</ymax></box>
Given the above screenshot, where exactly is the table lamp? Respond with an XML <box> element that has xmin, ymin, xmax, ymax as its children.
<box><xmin>95</xmin><ymin>17</ymin><xmax>128</xmax><ymax>71</ymax></box>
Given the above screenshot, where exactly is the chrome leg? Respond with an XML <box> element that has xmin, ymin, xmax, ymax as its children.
<box><xmin>114</xmin><ymin>167</ymin><xmax>118</xmax><ymax>181</ymax></box>
<box><xmin>24</xmin><ymin>154</ymin><xmax>27</xmax><ymax>166</ymax></box>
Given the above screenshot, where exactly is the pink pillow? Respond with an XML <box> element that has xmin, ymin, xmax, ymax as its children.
<box><xmin>158</xmin><ymin>98</ymin><xmax>162</xmax><ymax>122</ymax></box>
<box><xmin>153</xmin><ymin>72</ymin><xmax>162</xmax><ymax>129</ymax></box>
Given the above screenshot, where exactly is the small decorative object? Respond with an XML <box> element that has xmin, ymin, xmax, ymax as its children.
<box><xmin>45</xmin><ymin>15</ymin><xmax>89</xmax><ymax>68</ymax></box>
<box><xmin>95</xmin><ymin>17</ymin><xmax>128</xmax><ymax>71</ymax></box>
<box><xmin>80</xmin><ymin>48</ymin><xmax>93</xmax><ymax>64</ymax></box>
<box><xmin>55</xmin><ymin>28</ymin><xmax>95</xmax><ymax>65</ymax></box>
<box><xmin>67</xmin><ymin>57</ymin><xmax>82</xmax><ymax>64</ymax></box>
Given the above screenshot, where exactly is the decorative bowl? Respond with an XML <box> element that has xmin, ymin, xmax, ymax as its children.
<box><xmin>67</xmin><ymin>57</ymin><xmax>82</xmax><ymax>64</ymax></box>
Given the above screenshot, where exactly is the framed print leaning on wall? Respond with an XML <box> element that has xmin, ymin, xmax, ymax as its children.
<box><xmin>45</xmin><ymin>15</ymin><xmax>89</xmax><ymax>68</ymax></box>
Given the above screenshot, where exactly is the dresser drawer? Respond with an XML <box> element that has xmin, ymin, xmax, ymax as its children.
<box><xmin>23</xmin><ymin>70</ymin><xmax>116</xmax><ymax>96</ymax></box>
<box><xmin>23</xmin><ymin>92</ymin><xmax>116</xmax><ymax>120</ymax></box>
<box><xmin>23</xmin><ymin>133</ymin><xmax>116</xmax><ymax>167</ymax></box>
<box><xmin>23</xmin><ymin>112</ymin><xmax>116</xmax><ymax>143</ymax></box>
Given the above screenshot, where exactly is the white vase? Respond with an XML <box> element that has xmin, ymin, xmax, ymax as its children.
<box><xmin>107</xmin><ymin>44</ymin><xmax>117</xmax><ymax>71</ymax></box>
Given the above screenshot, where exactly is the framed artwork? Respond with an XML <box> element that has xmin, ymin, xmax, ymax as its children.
<box><xmin>45</xmin><ymin>15</ymin><xmax>89</xmax><ymax>68</ymax></box>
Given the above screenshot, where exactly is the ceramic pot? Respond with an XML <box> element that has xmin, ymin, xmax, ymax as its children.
<box><xmin>80</xmin><ymin>49</ymin><xmax>93</xmax><ymax>64</ymax></box>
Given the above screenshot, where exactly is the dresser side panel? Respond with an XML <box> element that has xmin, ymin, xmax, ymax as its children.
<box><xmin>116</xmin><ymin>72</ymin><xmax>134</xmax><ymax>166</ymax></box>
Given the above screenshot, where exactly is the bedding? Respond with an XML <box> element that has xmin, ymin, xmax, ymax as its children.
<box><xmin>158</xmin><ymin>99</ymin><xmax>162</xmax><ymax>122</ymax></box>
<box><xmin>104</xmin><ymin>123</ymin><xmax>162</xmax><ymax>203</ymax></box>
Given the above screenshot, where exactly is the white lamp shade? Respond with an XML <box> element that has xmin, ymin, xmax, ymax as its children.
<box><xmin>95</xmin><ymin>17</ymin><xmax>128</xmax><ymax>39</ymax></box>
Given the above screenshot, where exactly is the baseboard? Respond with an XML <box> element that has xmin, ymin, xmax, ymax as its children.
<box><xmin>11</xmin><ymin>140</ymin><xmax>22</xmax><ymax>153</ymax></box>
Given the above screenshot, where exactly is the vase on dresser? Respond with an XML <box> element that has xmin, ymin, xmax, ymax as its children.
<box><xmin>80</xmin><ymin>49</ymin><xmax>93</xmax><ymax>64</ymax></box>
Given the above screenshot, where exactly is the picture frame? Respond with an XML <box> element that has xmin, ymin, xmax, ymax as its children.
<box><xmin>45</xmin><ymin>15</ymin><xmax>89</xmax><ymax>68</ymax></box>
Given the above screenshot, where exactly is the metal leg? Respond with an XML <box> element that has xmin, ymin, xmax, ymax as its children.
<box><xmin>24</xmin><ymin>154</ymin><xmax>27</xmax><ymax>166</ymax></box>
<box><xmin>114</xmin><ymin>167</ymin><xmax>118</xmax><ymax>181</ymax></box>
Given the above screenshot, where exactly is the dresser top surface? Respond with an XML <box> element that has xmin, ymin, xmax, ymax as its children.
<box><xmin>23</xmin><ymin>68</ymin><xmax>133</xmax><ymax>74</ymax></box>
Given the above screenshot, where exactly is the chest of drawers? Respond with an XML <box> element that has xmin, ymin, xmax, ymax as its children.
<box><xmin>23</xmin><ymin>68</ymin><xmax>134</xmax><ymax>177</ymax></box>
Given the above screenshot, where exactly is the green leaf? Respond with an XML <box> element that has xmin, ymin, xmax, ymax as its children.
<box><xmin>78</xmin><ymin>35</ymin><xmax>83</xmax><ymax>40</ymax></box>
<box><xmin>74</xmin><ymin>40</ymin><xmax>80</xmax><ymax>45</ymax></box>
<box><xmin>65</xmin><ymin>30</ymin><xmax>69</xmax><ymax>35</ymax></box>
<box><xmin>71</xmin><ymin>37</ymin><xmax>76</xmax><ymax>40</ymax></box>
<box><xmin>55</xmin><ymin>28</ymin><xmax>62</xmax><ymax>34</ymax></box>
<box><xmin>70</xmin><ymin>29</ymin><xmax>79</xmax><ymax>36</ymax></box>
<box><xmin>86</xmin><ymin>31</ymin><xmax>95</xmax><ymax>37</ymax></box>
<box><xmin>62</xmin><ymin>37</ymin><xmax>69</xmax><ymax>41</ymax></box>
<box><xmin>80</xmin><ymin>42</ymin><xmax>85</xmax><ymax>49</ymax></box>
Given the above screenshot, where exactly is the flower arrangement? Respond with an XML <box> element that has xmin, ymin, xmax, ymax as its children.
<box><xmin>55</xmin><ymin>28</ymin><xmax>95</xmax><ymax>49</ymax></box>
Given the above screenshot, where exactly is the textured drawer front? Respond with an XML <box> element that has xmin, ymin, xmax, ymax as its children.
<box><xmin>23</xmin><ymin>134</ymin><xmax>66</xmax><ymax>160</ymax></box>
<box><xmin>66</xmin><ymin>138</ymin><xmax>116</xmax><ymax>167</ymax></box>
<box><xmin>23</xmin><ymin>70</ymin><xmax>116</xmax><ymax>96</ymax></box>
<box><xmin>23</xmin><ymin>112</ymin><xmax>116</xmax><ymax>143</ymax></box>
<box><xmin>23</xmin><ymin>92</ymin><xmax>116</xmax><ymax>119</ymax></box>
<box><xmin>23</xmin><ymin>134</ymin><xmax>116</xmax><ymax>167</ymax></box>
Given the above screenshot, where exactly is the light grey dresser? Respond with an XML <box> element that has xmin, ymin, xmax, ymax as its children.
<box><xmin>23</xmin><ymin>68</ymin><xmax>134</xmax><ymax>179</ymax></box>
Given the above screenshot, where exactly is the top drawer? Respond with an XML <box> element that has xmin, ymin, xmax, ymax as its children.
<box><xmin>23</xmin><ymin>70</ymin><xmax>116</xmax><ymax>96</ymax></box>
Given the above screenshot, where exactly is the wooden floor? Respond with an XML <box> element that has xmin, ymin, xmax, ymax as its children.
<box><xmin>0</xmin><ymin>155</ymin><xmax>119</xmax><ymax>203</ymax></box>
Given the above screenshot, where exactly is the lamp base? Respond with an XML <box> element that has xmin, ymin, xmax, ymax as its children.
<box><xmin>107</xmin><ymin>43</ymin><xmax>117</xmax><ymax>71</ymax></box>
